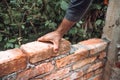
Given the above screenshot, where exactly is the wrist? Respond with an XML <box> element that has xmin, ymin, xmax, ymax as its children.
<box><xmin>56</xmin><ymin>18</ymin><xmax>75</xmax><ymax>37</ymax></box>
<box><xmin>54</xmin><ymin>30</ymin><xmax>64</xmax><ymax>38</ymax></box>
<box><xmin>56</xmin><ymin>25</ymin><xmax>65</xmax><ymax>37</ymax></box>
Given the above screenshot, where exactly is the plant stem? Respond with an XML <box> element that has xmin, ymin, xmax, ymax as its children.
<box><xmin>30</xmin><ymin>20</ymin><xmax>37</xmax><ymax>34</ymax></box>
<box><xmin>4</xmin><ymin>0</ymin><xmax>13</xmax><ymax>23</ymax></box>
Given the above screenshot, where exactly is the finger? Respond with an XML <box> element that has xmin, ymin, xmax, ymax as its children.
<box><xmin>37</xmin><ymin>37</ymin><xmax>53</xmax><ymax>44</ymax></box>
<box><xmin>37</xmin><ymin>37</ymin><xmax>45</xmax><ymax>41</ymax></box>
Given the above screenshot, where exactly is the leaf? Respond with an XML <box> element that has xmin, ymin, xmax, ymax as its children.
<box><xmin>15</xmin><ymin>44</ymin><xmax>19</xmax><ymax>48</ymax></box>
<box><xmin>79</xmin><ymin>21</ymin><xmax>83</xmax><ymax>24</ymax></box>
<box><xmin>23</xmin><ymin>5</ymin><xmax>29</xmax><ymax>10</ymax></box>
<box><xmin>76</xmin><ymin>23</ymin><xmax>80</xmax><ymax>27</ymax></box>
<box><xmin>92</xmin><ymin>4</ymin><xmax>102</xmax><ymax>10</ymax></box>
<box><xmin>95</xmin><ymin>19</ymin><xmax>102</xmax><ymax>25</ymax></box>
<box><xmin>8</xmin><ymin>39</ymin><xmax>16</xmax><ymax>43</ymax></box>
<box><xmin>4</xmin><ymin>17</ymin><xmax>10</xmax><ymax>24</ymax></box>
<box><xmin>49</xmin><ymin>22</ymin><xmax>57</xmax><ymax>29</ymax></box>
<box><xmin>10</xmin><ymin>0</ymin><xmax>16</xmax><ymax>4</ymax></box>
<box><xmin>60</xmin><ymin>1</ymin><xmax>68</xmax><ymax>10</ymax></box>
<box><xmin>37</xmin><ymin>0</ymin><xmax>42</xmax><ymax>4</ymax></box>
<box><xmin>5</xmin><ymin>43</ymin><xmax>14</xmax><ymax>48</ymax></box>
<box><xmin>27</xmin><ymin>16</ymin><xmax>33</xmax><ymax>21</ymax></box>
<box><xmin>69</xmin><ymin>27</ymin><xmax>78</xmax><ymax>35</ymax></box>
<box><xmin>21</xmin><ymin>25</ymin><xmax>25</xmax><ymax>29</ymax></box>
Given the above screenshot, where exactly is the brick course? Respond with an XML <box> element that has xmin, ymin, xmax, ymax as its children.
<box><xmin>72</xmin><ymin>56</ymin><xmax>97</xmax><ymax>70</ymax></box>
<box><xmin>16</xmin><ymin>62</ymin><xmax>54</xmax><ymax>80</ymax></box>
<box><xmin>21</xmin><ymin>39</ymin><xmax>71</xmax><ymax>63</ymax></box>
<box><xmin>44</xmin><ymin>67</ymin><xmax>70</xmax><ymax>80</ymax></box>
<box><xmin>56</xmin><ymin>48</ymin><xmax>89</xmax><ymax>68</ymax></box>
<box><xmin>0</xmin><ymin>48</ymin><xmax>27</xmax><ymax>77</ymax></box>
<box><xmin>79</xmin><ymin>38</ymin><xmax>107</xmax><ymax>55</ymax></box>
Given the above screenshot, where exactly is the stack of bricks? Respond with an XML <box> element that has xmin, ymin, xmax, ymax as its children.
<box><xmin>0</xmin><ymin>38</ymin><xmax>108</xmax><ymax>80</ymax></box>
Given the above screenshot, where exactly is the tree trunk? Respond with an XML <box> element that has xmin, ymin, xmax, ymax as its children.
<box><xmin>102</xmin><ymin>0</ymin><xmax>120</xmax><ymax>80</ymax></box>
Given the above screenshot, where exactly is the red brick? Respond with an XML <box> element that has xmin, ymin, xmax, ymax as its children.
<box><xmin>79</xmin><ymin>38</ymin><xmax>107</xmax><ymax>55</ymax></box>
<box><xmin>84</xmin><ymin>72</ymin><xmax>94</xmax><ymax>80</ymax></box>
<box><xmin>72</xmin><ymin>71</ymin><xmax>84</xmax><ymax>79</ymax></box>
<box><xmin>95</xmin><ymin>68</ymin><xmax>103</xmax><ymax>75</ymax></box>
<box><xmin>63</xmin><ymin>77</ymin><xmax>70</xmax><ymax>80</ymax></box>
<box><xmin>79</xmin><ymin>38</ymin><xmax>104</xmax><ymax>45</ymax></box>
<box><xmin>44</xmin><ymin>67</ymin><xmax>70</xmax><ymax>80</ymax></box>
<box><xmin>73</xmin><ymin>56</ymin><xmax>97</xmax><ymax>70</ymax></box>
<box><xmin>0</xmin><ymin>48</ymin><xmax>27</xmax><ymax>77</ymax></box>
<box><xmin>75</xmin><ymin>78</ymin><xmax>82</xmax><ymax>80</ymax></box>
<box><xmin>76</xmin><ymin>76</ymin><xmax>85</xmax><ymax>80</ymax></box>
<box><xmin>99</xmin><ymin>52</ymin><xmax>106</xmax><ymax>59</ymax></box>
<box><xmin>64</xmin><ymin>70</ymin><xmax>84</xmax><ymax>80</ymax></box>
<box><xmin>17</xmin><ymin>62</ymin><xmax>54</xmax><ymax>80</ymax></box>
<box><xmin>88</xmin><ymin>61</ymin><xmax>104</xmax><ymax>73</ymax></box>
<box><xmin>93</xmin><ymin>74</ymin><xmax>102</xmax><ymax>80</ymax></box>
<box><xmin>31</xmin><ymin>79</ymin><xmax>43</xmax><ymax>80</ymax></box>
<box><xmin>56</xmin><ymin>48</ymin><xmax>89</xmax><ymax>68</ymax></box>
<box><xmin>20</xmin><ymin>39</ymin><xmax>71</xmax><ymax>63</ymax></box>
<box><xmin>58</xmin><ymin>39</ymin><xmax>71</xmax><ymax>54</ymax></box>
<box><xmin>77</xmin><ymin>73</ymin><xmax>97</xmax><ymax>80</ymax></box>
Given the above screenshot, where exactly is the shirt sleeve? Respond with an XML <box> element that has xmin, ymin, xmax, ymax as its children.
<box><xmin>65</xmin><ymin>0</ymin><xmax>93</xmax><ymax>22</ymax></box>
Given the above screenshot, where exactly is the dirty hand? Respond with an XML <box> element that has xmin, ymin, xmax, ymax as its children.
<box><xmin>37</xmin><ymin>31</ymin><xmax>62</xmax><ymax>53</ymax></box>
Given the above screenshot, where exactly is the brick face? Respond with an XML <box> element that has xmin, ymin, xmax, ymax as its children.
<box><xmin>21</xmin><ymin>39</ymin><xmax>71</xmax><ymax>63</ymax></box>
<box><xmin>56</xmin><ymin>48</ymin><xmax>89</xmax><ymax>68</ymax></box>
<box><xmin>99</xmin><ymin>52</ymin><xmax>106</xmax><ymax>59</ymax></box>
<box><xmin>31</xmin><ymin>79</ymin><xmax>43</xmax><ymax>80</ymax></box>
<box><xmin>95</xmin><ymin>68</ymin><xmax>103</xmax><ymax>75</ymax></box>
<box><xmin>16</xmin><ymin>62</ymin><xmax>54</xmax><ymax>80</ymax></box>
<box><xmin>72</xmin><ymin>56</ymin><xmax>97</xmax><ymax>70</ymax></box>
<box><xmin>63</xmin><ymin>77</ymin><xmax>70</xmax><ymax>80</ymax></box>
<box><xmin>84</xmin><ymin>71</ymin><xmax>94</xmax><ymax>80</ymax></box>
<box><xmin>79</xmin><ymin>38</ymin><xmax>104</xmax><ymax>45</ymax></box>
<box><xmin>88</xmin><ymin>61</ymin><xmax>104</xmax><ymax>72</ymax></box>
<box><xmin>93</xmin><ymin>74</ymin><xmax>102</xmax><ymax>80</ymax></box>
<box><xmin>63</xmin><ymin>70</ymin><xmax>84</xmax><ymax>80</ymax></box>
<box><xmin>79</xmin><ymin>38</ymin><xmax>107</xmax><ymax>55</ymax></box>
<box><xmin>71</xmin><ymin>71</ymin><xmax>84</xmax><ymax>79</ymax></box>
<box><xmin>44</xmin><ymin>67</ymin><xmax>70</xmax><ymax>80</ymax></box>
<box><xmin>0</xmin><ymin>48</ymin><xmax>27</xmax><ymax>77</ymax></box>
<box><xmin>89</xmin><ymin>43</ymin><xmax>107</xmax><ymax>55</ymax></box>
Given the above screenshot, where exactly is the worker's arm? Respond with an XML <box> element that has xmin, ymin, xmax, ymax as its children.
<box><xmin>37</xmin><ymin>0</ymin><xmax>93</xmax><ymax>53</ymax></box>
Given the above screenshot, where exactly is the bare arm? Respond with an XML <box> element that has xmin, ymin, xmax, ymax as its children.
<box><xmin>37</xmin><ymin>18</ymin><xmax>75</xmax><ymax>53</ymax></box>
<box><xmin>38</xmin><ymin>0</ymin><xmax>93</xmax><ymax>53</ymax></box>
<box><xmin>56</xmin><ymin>18</ymin><xmax>75</xmax><ymax>37</ymax></box>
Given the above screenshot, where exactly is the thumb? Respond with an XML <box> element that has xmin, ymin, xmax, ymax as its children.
<box><xmin>53</xmin><ymin>40</ymin><xmax>60</xmax><ymax>53</ymax></box>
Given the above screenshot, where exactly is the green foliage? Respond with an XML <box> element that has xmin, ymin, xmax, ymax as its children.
<box><xmin>64</xmin><ymin>0</ymin><xmax>107</xmax><ymax>43</ymax></box>
<box><xmin>60</xmin><ymin>1</ymin><xmax>69</xmax><ymax>11</ymax></box>
<box><xmin>0</xmin><ymin>0</ymin><xmax>107</xmax><ymax>50</ymax></box>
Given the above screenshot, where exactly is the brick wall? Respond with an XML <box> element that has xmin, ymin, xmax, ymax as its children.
<box><xmin>0</xmin><ymin>38</ymin><xmax>108</xmax><ymax>80</ymax></box>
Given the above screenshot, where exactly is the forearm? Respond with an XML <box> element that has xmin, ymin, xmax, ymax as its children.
<box><xmin>56</xmin><ymin>0</ymin><xmax>93</xmax><ymax>37</ymax></box>
<box><xmin>56</xmin><ymin>18</ymin><xmax>75</xmax><ymax>37</ymax></box>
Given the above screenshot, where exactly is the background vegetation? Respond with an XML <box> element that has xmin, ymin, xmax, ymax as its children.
<box><xmin>0</xmin><ymin>0</ymin><xmax>107</xmax><ymax>50</ymax></box>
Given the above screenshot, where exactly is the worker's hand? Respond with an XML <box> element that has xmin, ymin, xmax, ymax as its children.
<box><xmin>37</xmin><ymin>31</ymin><xmax>62</xmax><ymax>53</ymax></box>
